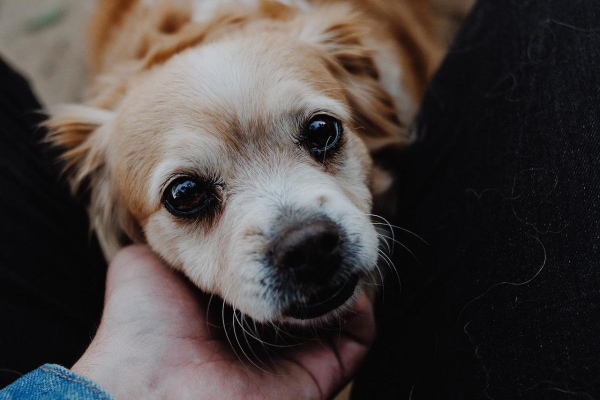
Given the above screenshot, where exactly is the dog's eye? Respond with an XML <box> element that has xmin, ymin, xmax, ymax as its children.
<box><xmin>302</xmin><ymin>115</ymin><xmax>343</xmax><ymax>158</ymax></box>
<box><xmin>162</xmin><ymin>177</ymin><xmax>218</xmax><ymax>218</ymax></box>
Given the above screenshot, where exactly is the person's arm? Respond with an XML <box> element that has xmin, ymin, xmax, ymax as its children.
<box><xmin>0</xmin><ymin>364</ymin><xmax>114</xmax><ymax>400</ymax></box>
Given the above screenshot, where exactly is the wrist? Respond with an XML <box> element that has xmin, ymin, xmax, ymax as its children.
<box><xmin>71</xmin><ymin>339</ymin><xmax>165</xmax><ymax>400</ymax></box>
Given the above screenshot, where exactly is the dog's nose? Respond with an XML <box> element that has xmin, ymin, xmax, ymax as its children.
<box><xmin>272</xmin><ymin>220</ymin><xmax>341</xmax><ymax>281</ymax></box>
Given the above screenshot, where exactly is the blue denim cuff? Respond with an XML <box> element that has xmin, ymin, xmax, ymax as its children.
<box><xmin>0</xmin><ymin>364</ymin><xmax>114</xmax><ymax>400</ymax></box>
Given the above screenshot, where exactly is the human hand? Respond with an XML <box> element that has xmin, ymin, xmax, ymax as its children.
<box><xmin>71</xmin><ymin>245</ymin><xmax>376</xmax><ymax>400</ymax></box>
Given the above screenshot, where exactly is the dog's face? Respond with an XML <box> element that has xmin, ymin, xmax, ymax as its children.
<box><xmin>125</xmin><ymin>36</ymin><xmax>378</xmax><ymax>322</ymax></box>
<box><xmin>74</xmin><ymin>35</ymin><xmax>379</xmax><ymax>323</ymax></box>
<box><xmin>48</xmin><ymin>2</ymin><xmax>413</xmax><ymax>323</ymax></box>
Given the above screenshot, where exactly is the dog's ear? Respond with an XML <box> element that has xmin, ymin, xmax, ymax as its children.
<box><xmin>298</xmin><ymin>5</ymin><xmax>413</xmax><ymax>203</ymax></box>
<box><xmin>46</xmin><ymin>105</ymin><xmax>141</xmax><ymax>259</ymax></box>
<box><xmin>46</xmin><ymin>105</ymin><xmax>113</xmax><ymax>188</ymax></box>
<box><xmin>298</xmin><ymin>4</ymin><xmax>411</xmax><ymax>155</ymax></box>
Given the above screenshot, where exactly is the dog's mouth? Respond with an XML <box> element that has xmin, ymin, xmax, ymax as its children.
<box><xmin>283</xmin><ymin>274</ymin><xmax>360</xmax><ymax>320</ymax></box>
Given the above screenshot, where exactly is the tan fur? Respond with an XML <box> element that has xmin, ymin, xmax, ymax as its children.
<box><xmin>46</xmin><ymin>0</ymin><xmax>442</xmax><ymax>322</ymax></box>
<box><xmin>360</xmin><ymin>0</ymin><xmax>443</xmax><ymax>101</ymax></box>
<box><xmin>84</xmin><ymin>0</ymin><xmax>441</xmax><ymax>136</ymax></box>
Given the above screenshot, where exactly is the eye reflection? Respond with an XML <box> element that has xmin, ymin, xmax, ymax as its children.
<box><xmin>302</xmin><ymin>115</ymin><xmax>343</xmax><ymax>157</ymax></box>
<box><xmin>162</xmin><ymin>176</ymin><xmax>219</xmax><ymax>218</ymax></box>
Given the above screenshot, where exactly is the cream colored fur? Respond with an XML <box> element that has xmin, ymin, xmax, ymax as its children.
<box><xmin>46</xmin><ymin>0</ymin><xmax>442</xmax><ymax>323</ymax></box>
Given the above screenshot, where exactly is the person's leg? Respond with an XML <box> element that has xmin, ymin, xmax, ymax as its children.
<box><xmin>353</xmin><ymin>0</ymin><xmax>600</xmax><ymax>398</ymax></box>
<box><xmin>0</xmin><ymin>58</ymin><xmax>106</xmax><ymax>388</ymax></box>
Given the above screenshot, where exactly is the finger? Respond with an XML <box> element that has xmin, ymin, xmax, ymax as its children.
<box><xmin>102</xmin><ymin>245</ymin><xmax>211</xmax><ymax>336</ymax></box>
<box><xmin>105</xmin><ymin>244</ymin><xmax>175</xmax><ymax>296</ymax></box>
<box><xmin>337</xmin><ymin>290</ymin><xmax>377</xmax><ymax>349</ymax></box>
<box><xmin>282</xmin><ymin>291</ymin><xmax>376</xmax><ymax>397</ymax></box>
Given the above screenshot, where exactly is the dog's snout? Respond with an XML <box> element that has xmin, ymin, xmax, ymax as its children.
<box><xmin>272</xmin><ymin>220</ymin><xmax>341</xmax><ymax>280</ymax></box>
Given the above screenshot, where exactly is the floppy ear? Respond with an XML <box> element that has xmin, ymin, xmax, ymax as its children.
<box><xmin>46</xmin><ymin>106</ymin><xmax>141</xmax><ymax>260</ymax></box>
<box><xmin>298</xmin><ymin>4</ymin><xmax>412</xmax><ymax>206</ymax></box>
<box><xmin>298</xmin><ymin>4</ymin><xmax>411</xmax><ymax>153</ymax></box>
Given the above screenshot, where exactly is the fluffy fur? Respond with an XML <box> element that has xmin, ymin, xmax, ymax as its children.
<box><xmin>47</xmin><ymin>0</ymin><xmax>442</xmax><ymax>323</ymax></box>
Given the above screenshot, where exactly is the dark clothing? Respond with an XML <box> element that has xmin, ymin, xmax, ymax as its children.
<box><xmin>1</xmin><ymin>0</ymin><xmax>600</xmax><ymax>398</ymax></box>
<box><xmin>0</xmin><ymin>59</ymin><xmax>106</xmax><ymax>388</ymax></box>
<box><xmin>354</xmin><ymin>0</ymin><xmax>600</xmax><ymax>399</ymax></box>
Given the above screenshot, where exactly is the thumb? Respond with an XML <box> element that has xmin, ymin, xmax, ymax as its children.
<box><xmin>105</xmin><ymin>244</ymin><xmax>172</xmax><ymax>296</ymax></box>
<box><xmin>101</xmin><ymin>245</ymin><xmax>206</xmax><ymax>333</ymax></box>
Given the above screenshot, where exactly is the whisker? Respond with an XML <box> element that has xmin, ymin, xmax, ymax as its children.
<box><xmin>231</xmin><ymin>307</ymin><xmax>272</xmax><ymax>374</ymax></box>
<box><xmin>231</xmin><ymin>310</ymin><xmax>249</xmax><ymax>365</ymax></box>
<box><xmin>376</xmin><ymin>247</ymin><xmax>401</xmax><ymax>290</ymax></box>
<box><xmin>369</xmin><ymin>215</ymin><xmax>429</xmax><ymax>245</ymax></box>
<box><xmin>205</xmin><ymin>293</ymin><xmax>221</xmax><ymax>329</ymax></box>
<box><xmin>378</xmin><ymin>233</ymin><xmax>421</xmax><ymax>265</ymax></box>
<box><xmin>239</xmin><ymin>316</ymin><xmax>300</xmax><ymax>349</ymax></box>
<box><xmin>376</xmin><ymin>229</ymin><xmax>393</xmax><ymax>255</ymax></box>
<box><xmin>372</xmin><ymin>263</ymin><xmax>385</xmax><ymax>287</ymax></box>
<box><xmin>363</xmin><ymin>270</ymin><xmax>383</xmax><ymax>288</ymax></box>
<box><xmin>242</xmin><ymin>317</ymin><xmax>269</xmax><ymax>361</ymax></box>
<box><xmin>367</xmin><ymin>213</ymin><xmax>395</xmax><ymax>239</ymax></box>
<box><xmin>221</xmin><ymin>285</ymin><xmax>245</xmax><ymax>366</ymax></box>
<box><xmin>245</xmin><ymin>317</ymin><xmax>280</xmax><ymax>372</ymax></box>
<box><xmin>233</xmin><ymin>311</ymin><xmax>273</xmax><ymax>373</ymax></box>
<box><xmin>322</xmin><ymin>135</ymin><xmax>332</xmax><ymax>165</ymax></box>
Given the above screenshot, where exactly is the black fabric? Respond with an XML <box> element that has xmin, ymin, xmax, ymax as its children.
<box><xmin>0</xmin><ymin>59</ymin><xmax>106</xmax><ymax>388</ymax></box>
<box><xmin>1</xmin><ymin>0</ymin><xmax>600</xmax><ymax>397</ymax></box>
<box><xmin>353</xmin><ymin>0</ymin><xmax>600</xmax><ymax>399</ymax></box>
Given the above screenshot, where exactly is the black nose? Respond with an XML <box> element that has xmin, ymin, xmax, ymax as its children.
<box><xmin>271</xmin><ymin>220</ymin><xmax>342</xmax><ymax>282</ymax></box>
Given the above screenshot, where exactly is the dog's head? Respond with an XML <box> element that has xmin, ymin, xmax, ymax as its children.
<box><xmin>47</xmin><ymin>4</ymin><xmax>410</xmax><ymax>324</ymax></box>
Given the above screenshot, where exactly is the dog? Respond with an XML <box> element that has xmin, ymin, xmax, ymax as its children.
<box><xmin>46</xmin><ymin>0</ymin><xmax>442</xmax><ymax>325</ymax></box>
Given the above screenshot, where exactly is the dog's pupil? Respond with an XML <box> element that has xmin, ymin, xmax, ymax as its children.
<box><xmin>307</xmin><ymin>117</ymin><xmax>340</xmax><ymax>152</ymax></box>
<box><xmin>309</xmin><ymin>120</ymin><xmax>332</xmax><ymax>146</ymax></box>
<box><xmin>171</xmin><ymin>179</ymin><xmax>205</xmax><ymax>211</ymax></box>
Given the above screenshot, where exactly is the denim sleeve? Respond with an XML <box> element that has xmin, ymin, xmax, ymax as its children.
<box><xmin>0</xmin><ymin>364</ymin><xmax>114</xmax><ymax>400</ymax></box>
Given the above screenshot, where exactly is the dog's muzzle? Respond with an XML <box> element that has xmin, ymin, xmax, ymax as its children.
<box><xmin>270</xmin><ymin>219</ymin><xmax>360</xmax><ymax>319</ymax></box>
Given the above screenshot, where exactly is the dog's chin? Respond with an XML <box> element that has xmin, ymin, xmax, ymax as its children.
<box><xmin>281</xmin><ymin>274</ymin><xmax>360</xmax><ymax>322</ymax></box>
<box><xmin>214</xmin><ymin>273</ymin><xmax>366</xmax><ymax>328</ymax></box>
